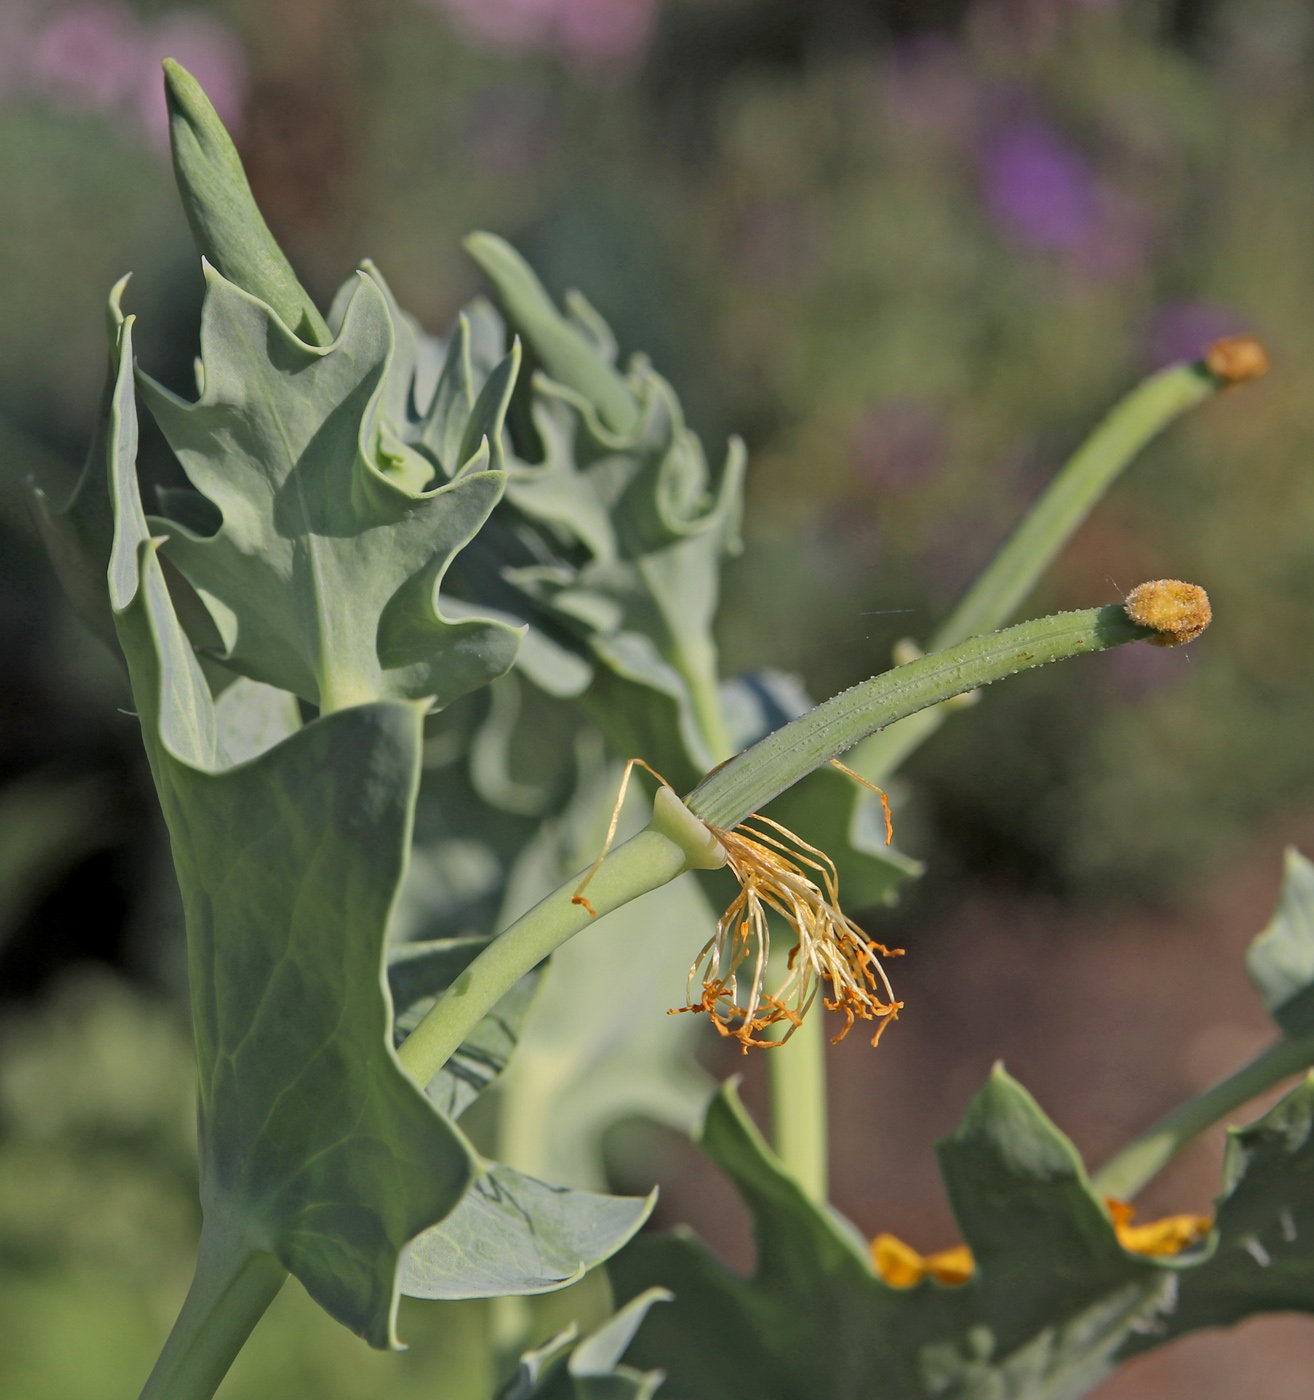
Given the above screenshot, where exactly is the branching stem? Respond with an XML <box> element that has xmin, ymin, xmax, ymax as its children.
<box><xmin>846</xmin><ymin>360</ymin><xmax>1221</xmax><ymax>785</ymax></box>
<box><xmin>400</xmin><ymin>605</ymin><xmax>1153</xmax><ymax>1093</ymax></box>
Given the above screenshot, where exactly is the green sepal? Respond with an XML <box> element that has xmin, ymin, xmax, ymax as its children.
<box><xmin>103</xmin><ymin>312</ymin><xmax>478</xmax><ymax>1347</ymax></box>
<box><xmin>1246</xmin><ymin>847</ymin><xmax>1314</xmax><ymax>1037</ymax></box>
<box><xmin>163</xmin><ymin>58</ymin><xmax>331</xmax><ymax>346</ymax></box>
<box><xmin>497</xmin><ymin>1288</ymin><xmax>672</xmax><ymax>1400</ymax></box>
<box><xmin>137</xmin><ymin>262</ymin><xmax>522</xmax><ymax>712</ymax></box>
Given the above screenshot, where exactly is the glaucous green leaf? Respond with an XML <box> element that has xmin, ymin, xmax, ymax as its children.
<box><xmin>610</xmin><ymin>1074</ymin><xmax>1206</xmax><ymax>1400</ymax></box>
<box><xmin>1246</xmin><ymin>847</ymin><xmax>1314</xmax><ymax>1037</ymax></box>
<box><xmin>456</xmin><ymin>235</ymin><xmax>746</xmax><ymax>786</ymax></box>
<box><xmin>495</xmin><ymin>762</ymin><xmax>716</xmax><ymax>1190</ymax></box>
<box><xmin>105</xmin><ymin>308</ymin><xmax>477</xmax><ymax>1347</ymax></box>
<box><xmin>98</xmin><ymin>303</ymin><xmax>654</xmax><ymax>1342</ymax></box>
<box><xmin>138</xmin><ymin>262</ymin><xmax>522</xmax><ymax>712</ymax></box>
<box><xmin>466</xmin><ymin>233</ymin><xmax>638</xmax><ymax>439</ymax></box>
<box><xmin>1120</xmin><ymin>1073</ymin><xmax>1314</xmax><ymax>1352</ymax></box>
<box><xmin>400</xmin><ymin>1162</ymin><xmax>655</xmax><ymax>1300</ymax></box>
<box><xmin>498</xmin><ymin>1288</ymin><xmax>672</xmax><ymax>1400</ymax></box>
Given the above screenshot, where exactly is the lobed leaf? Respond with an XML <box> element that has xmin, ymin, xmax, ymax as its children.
<box><xmin>498</xmin><ymin>1288</ymin><xmax>672</xmax><ymax>1400</ymax></box>
<box><xmin>99</xmin><ymin>301</ymin><xmax>653</xmax><ymax>1346</ymax></box>
<box><xmin>104</xmin><ymin>309</ymin><xmax>476</xmax><ymax>1346</ymax></box>
<box><xmin>610</xmin><ymin>1072</ymin><xmax>1255</xmax><ymax>1400</ymax></box>
<box><xmin>139</xmin><ymin>262</ymin><xmax>522</xmax><ymax>712</ymax></box>
<box><xmin>453</xmin><ymin>236</ymin><xmax>746</xmax><ymax>786</ymax></box>
<box><xmin>1246</xmin><ymin>847</ymin><xmax>1314</xmax><ymax>1037</ymax></box>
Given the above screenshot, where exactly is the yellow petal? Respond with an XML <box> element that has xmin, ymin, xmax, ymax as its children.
<box><xmin>1105</xmin><ymin>1198</ymin><xmax>1212</xmax><ymax>1257</ymax></box>
<box><xmin>923</xmin><ymin>1244</ymin><xmax>975</xmax><ymax>1285</ymax></box>
<box><xmin>872</xmin><ymin>1234</ymin><xmax>975</xmax><ymax>1288</ymax></box>
<box><xmin>871</xmin><ymin>1233</ymin><xmax>928</xmax><ymax>1288</ymax></box>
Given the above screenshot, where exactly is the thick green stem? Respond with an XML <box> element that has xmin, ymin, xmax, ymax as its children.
<box><xmin>688</xmin><ymin>606</ymin><xmax>1151</xmax><ymax>832</ymax></box>
<box><xmin>847</xmin><ymin>361</ymin><xmax>1220</xmax><ymax>784</ymax></box>
<box><xmin>138</xmin><ymin>1226</ymin><xmax>286</xmax><ymax>1400</ymax></box>
<box><xmin>400</xmin><ymin>604</ymin><xmax>1155</xmax><ymax>1093</ymax></box>
<box><xmin>1091</xmin><ymin>1031</ymin><xmax>1314</xmax><ymax>1202</ymax></box>
<box><xmin>932</xmin><ymin>363</ymin><xmax>1216</xmax><ymax>648</ymax></box>
<box><xmin>681</xmin><ymin>640</ymin><xmax>734</xmax><ymax>769</ymax></box>
<box><xmin>765</xmin><ymin>951</ymin><xmax>828</xmax><ymax>1203</ymax></box>
<box><xmin>398</xmin><ymin>829</ymin><xmax>692</xmax><ymax>1087</ymax></box>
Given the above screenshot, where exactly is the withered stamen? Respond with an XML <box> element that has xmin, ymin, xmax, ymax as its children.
<box><xmin>674</xmin><ymin>814</ymin><xmax>903</xmax><ymax>1052</ymax></box>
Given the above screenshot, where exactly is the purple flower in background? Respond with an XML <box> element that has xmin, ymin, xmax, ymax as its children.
<box><xmin>981</xmin><ymin>119</ymin><xmax>1099</xmax><ymax>251</ymax></box>
<box><xmin>1146</xmin><ymin>301</ymin><xmax>1249</xmax><ymax>370</ymax></box>
<box><xmin>6</xmin><ymin>3</ymin><xmax>247</xmax><ymax>148</ymax></box>
<box><xmin>431</xmin><ymin>0</ymin><xmax>658</xmax><ymax>67</ymax></box>
<box><xmin>978</xmin><ymin>113</ymin><xmax>1153</xmax><ymax>277</ymax></box>
<box><xmin>29</xmin><ymin>1</ymin><xmax>142</xmax><ymax>110</ymax></box>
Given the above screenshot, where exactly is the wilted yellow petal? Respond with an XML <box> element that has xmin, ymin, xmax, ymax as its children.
<box><xmin>923</xmin><ymin>1244</ymin><xmax>975</xmax><ymax>1285</ymax></box>
<box><xmin>871</xmin><ymin>1233</ymin><xmax>928</xmax><ymax>1288</ymax></box>
<box><xmin>1106</xmin><ymin>1198</ymin><xmax>1212</xmax><ymax>1257</ymax></box>
<box><xmin>872</xmin><ymin>1234</ymin><xmax>974</xmax><ymax>1288</ymax></box>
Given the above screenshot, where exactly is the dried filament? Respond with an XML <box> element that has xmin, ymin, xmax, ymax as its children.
<box><xmin>676</xmin><ymin>815</ymin><xmax>903</xmax><ymax>1051</ymax></box>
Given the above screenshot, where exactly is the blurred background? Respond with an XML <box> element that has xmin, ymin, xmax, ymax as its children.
<box><xmin>4</xmin><ymin>0</ymin><xmax>1314</xmax><ymax>1394</ymax></box>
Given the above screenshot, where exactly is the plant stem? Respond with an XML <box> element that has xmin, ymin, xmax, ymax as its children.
<box><xmin>933</xmin><ymin>363</ymin><xmax>1217</xmax><ymax>649</ymax></box>
<box><xmin>400</xmin><ymin>604</ymin><xmax>1156</xmax><ymax>1093</ymax></box>
<box><xmin>687</xmin><ymin>605</ymin><xmax>1151</xmax><ymax>832</ymax></box>
<box><xmin>844</xmin><ymin>362</ymin><xmax>1221</xmax><ymax>785</ymax></box>
<box><xmin>397</xmin><ymin>829</ymin><xmax>692</xmax><ymax>1088</ymax></box>
<box><xmin>1091</xmin><ymin>1030</ymin><xmax>1314</xmax><ymax>1201</ymax></box>
<box><xmin>764</xmin><ymin>948</ymin><xmax>828</xmax><ymax>1203</ymax></box>
<box><xmin>138</xmin><ymin>1226</ymin><xmax>286</xmax><ymax>1400</ymax></box>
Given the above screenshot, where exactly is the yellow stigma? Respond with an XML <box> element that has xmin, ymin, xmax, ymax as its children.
<box><xmin>1123</xmin><ymin>579</ymin><xmax>1212</xmax><ymax>647</ymax></box>
<box><xmin>1204</xmin><ymin>334</ymin><xmax>1269</xmax><ymax>385</ymax></box>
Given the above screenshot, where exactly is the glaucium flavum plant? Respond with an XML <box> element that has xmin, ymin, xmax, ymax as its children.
<box><xmin>29</xmin><ymin>58</ymin><xmax>1314</xmax><ymax>1400</ymax></box>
